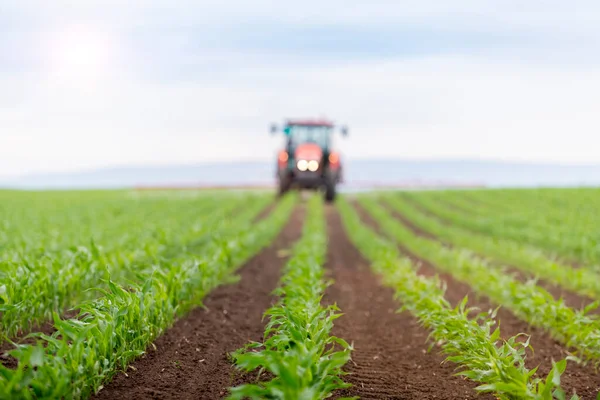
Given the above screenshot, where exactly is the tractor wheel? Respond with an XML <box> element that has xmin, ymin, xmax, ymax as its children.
<box><xmin>324</xmin><ymin>181</ymin><xmax>336</xmax><ymax>203</ymax></box>
<box><xmin>278</xmin><ymin>175</ymin><xmax>292</xmax><ymax>196</ymax></box>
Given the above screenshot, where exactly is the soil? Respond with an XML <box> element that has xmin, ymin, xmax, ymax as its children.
<box><xmin>93</xmin><ymin>207</ymin><xmax>305</xmax><ymax>400</ymax></box>
<box><xmin>352</xmin><ymin>202</ymin><xmax>600</xmax><ymax>398</ymax></box>
<box><xmin>323</xmin><ymin>206</ymin><xmax>490</xmax><ymax>400</ymax></box>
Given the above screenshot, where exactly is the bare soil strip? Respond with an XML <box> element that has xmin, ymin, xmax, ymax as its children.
<box><xmin>353</xmin><ymin>203</ymin><xmax>600</xmax><ymax>398</ymax></box>
<box><xmin>93</xmin><ymin>207</ymin><xmax>304</xmax><ymax>400</ymax></box>
<box><xmin>324</xmin><ymin>206</ymin><xmax>488</xmax><ymax>400</ymax></box>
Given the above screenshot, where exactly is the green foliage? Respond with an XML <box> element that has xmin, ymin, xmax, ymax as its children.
<box><xmin>382</xmin><ymin>194</ymin><xmax>600</xmax><ymax>302</ymax></box>
<box><xmin>0</xmin><ymin>191</ymin><xmax>270</xmax><ymax>340</ymax></box>
<box><xmin>359</xmin><ymin>195</ymin><xmax>600</xmax><ymax>366</ymax></box>
<box><xmin>337</xmin><ymin>197</ymin><xmax>577</xmax><ymax>400</ymax></box>
<box><xmin>0</xmin><ymin>191</ymin><xmax>295</xmax><ymax>399</ymax></box>
<box><xmin>404</xmin><ymin>188</ymin><xmax>600</xmax><ymax>267</ymax></box>
<box><xmin>229</xmin><ymin>195</ymin><xmax>353</xmax><ymax>400</ymax></box>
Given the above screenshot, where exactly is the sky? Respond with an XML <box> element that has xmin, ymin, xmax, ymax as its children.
<box><xmin>2</xmin><ymin>1</ymin><xmax>600</xmax><ymax>178</ymax></box>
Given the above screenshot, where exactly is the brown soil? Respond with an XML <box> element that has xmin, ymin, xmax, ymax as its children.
<box><xmin>352</xmin><ymin>202</ymin><xmax>600</xmax><ymax>398</ymax></box>
<box><xmin>93</xmin><ymin>206</ymin><xmax>305</xmax><ymax>400</ymax></box>
<box><xmin>324</xmin><ymin>206</ymin><xmax>490</xmax><ymax>400</ymax></box>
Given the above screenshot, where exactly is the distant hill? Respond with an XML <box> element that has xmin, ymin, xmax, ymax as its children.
<box><xmin>4</xmin><ymin>159</ymin><xmax>600</xmax><ymax>189</ymax></box>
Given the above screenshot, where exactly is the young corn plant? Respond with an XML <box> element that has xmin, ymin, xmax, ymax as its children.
<box><xmin>403</xmin><ymin>189</ymin><xmax>600</xmax><ymax>268</ymax></box>
<box><xmin>337</xmin><ymin>197</ymin><xmax>576</xmax><ymax>400</ymax></box>
<box><xmin>382</xmin><ymin>194</ymin><xmax>600</xmax><ymax>302</ymax></box>
<box><xmin>229</xmin><ymin>195</ymin><xmax>354</xmax><ymax>400</ymax></box>
<box><xmin>358</xmin><ymin>196</ymin><xmax>600</xmax><ymax>366</ymax></box>
<box><xmin>0</xmin><ymin>194</ymin><xmax>296</xmax><ymax>400</ymax></box>
<box><xmin>0</xmin><ymin>193</ymin><xmax>267</xmax><ymax>341</ymax></box>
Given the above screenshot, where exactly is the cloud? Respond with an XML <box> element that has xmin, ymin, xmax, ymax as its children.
<box><xmin>1</xmin><ymin>1</ymin><xmax>600</xmax><ymax>177</ymax></box>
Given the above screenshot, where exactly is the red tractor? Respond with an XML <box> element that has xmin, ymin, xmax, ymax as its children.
<box><xmin>270</xmin><ymin>119</ymin><xmax>348</xmax><ymax>202</ymax></box>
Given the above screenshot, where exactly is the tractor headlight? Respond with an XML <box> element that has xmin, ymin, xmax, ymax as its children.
<box><xmin>297</xmin><ymin>159</ymin><xmax>308</xmax><ymax>171</ymax></box>
<box><xmin>307</xmin><ymin>160</ymin><xmax>319</xmax><ymax>172</ymax></box>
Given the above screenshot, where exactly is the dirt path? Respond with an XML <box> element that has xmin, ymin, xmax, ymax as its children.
<box><xmin>94</xmin><ymin>207</ymin><xmax>304</xmax><ymax>400</ymax></box>
<box><xmin>353</xmin><ymin>203</ymin><xmax>600</xmax><ymax>398</ymax></box>
<box><xmin>323</xmin><ymin>206</ymin><xmax>489</xmax><ymax>399</ymax></box>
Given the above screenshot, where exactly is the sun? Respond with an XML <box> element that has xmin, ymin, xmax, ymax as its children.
<box><xmin>48</xmin><ymin>24</ymin><xmax>114</xmax><ymax>81</ymax></box>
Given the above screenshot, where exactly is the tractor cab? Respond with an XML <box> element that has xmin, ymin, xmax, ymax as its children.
<box><xmin>270</xmin><ymin>119</ymin><xmax>348</xmax><ymax>202</ymax></box>
<box><xmin>285</xmin><ymin>122</ymin><xmax>333</xmax><ymax>153</ymax></box>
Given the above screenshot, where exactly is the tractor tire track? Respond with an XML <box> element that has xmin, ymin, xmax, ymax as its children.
<box><xmin>93</xmin><ymin>206</ymin><xmax>304</xmax><ymax>400</ymax></box>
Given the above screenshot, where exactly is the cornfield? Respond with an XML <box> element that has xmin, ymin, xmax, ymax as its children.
<box><xmin>1</xmin><ymin>188</ymin><xmax>600</xmax><ymax>399</ymax></box>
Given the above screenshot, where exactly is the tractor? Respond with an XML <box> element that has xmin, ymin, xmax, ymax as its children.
<box><xmin>270</xmin><ymin>119</ymin><xmax>348</xmax><ymax>202</ymax></box>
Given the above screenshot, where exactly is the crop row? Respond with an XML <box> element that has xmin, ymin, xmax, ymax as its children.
<box><xmin>229</xmin><ymin>195</ymin><xmax>352</xmax><ymax>400</ymax></box>
<box><xmin>0</xmin><ymin>193</ymin><xmax>270</xmax><ymax>340</ymax></box>
<box><xmin>0</xmin><ymin>193</ymin><xmax>296</xmax><ymax>399</ymax></box>
<box><xmin>408</xmin><ymin>189</ymin><xmax>588</xmax><ymax>246</ymax></box>
<box><xmin>358</xmin><ymin>196</ymin><xmax>600</xmax><ymax>365</ymax></box>
<box><xmin>404</xmin><ymin>190</ymin><xmax>600</xmax><ymax>266</ymax></box>
<box><xmin>336</xmin><ymin>197</ymin><xmax>572</xmax><ymax>399</ymax></box>
<box><xmin>0</xmin><ymin>191</ymin><xmax>212</xmax><ymax>257</ymax></box>
<box><xmin>381</xmin><ymin>194</ymin><xmax>600</xmax><ymax>301</ymax></box>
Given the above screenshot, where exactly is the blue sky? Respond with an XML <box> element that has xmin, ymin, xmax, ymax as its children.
<box><xmin>1</xmin><ymin>1</ymin><xmax>600</xmax><ymax>177</ymax></box>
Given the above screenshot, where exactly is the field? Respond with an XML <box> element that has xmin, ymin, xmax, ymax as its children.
<box><xmin>1</xmin><ymin>188</ymin><xmax>600</xmax><ymax>399</ymax></box>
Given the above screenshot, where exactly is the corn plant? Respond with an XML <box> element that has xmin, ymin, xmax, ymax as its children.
<box><xmin>358</xmin><ymin>196</ymin><xmax>600</xmax><ymax>365</ymax></box>
<box><xmin>0</xmin><ymin>192</ymin><xmax>270</xmax><ymax>341</ymax></box>
<box><xmin>404</xmin><ymin>189</ymin><xmax>600</xmax><ymax>267</ymax></box>
<box><xmin>382</xmin><ymin>194</ymin><xmax>600</xmax><ymax>302</ymax></box>
<box><xmin>337</xmin><ymin>197</ymin><xmax>576</xmax><ymax>400</ymax></box>
<box><xmin>229</xmin><ymin>195</ymin><xmax>353</xmax><ymax>400</ymax></box>
<box><xmin>0</xmin><ymin>193</ymin><xmax>296</xmax><ymax>399</ymax></box>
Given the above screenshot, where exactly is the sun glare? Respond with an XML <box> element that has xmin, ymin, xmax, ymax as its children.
<box><xmin>48</xmin><ymin>24</ymin><xmax>114</xmax><ymax>82</ymax></box>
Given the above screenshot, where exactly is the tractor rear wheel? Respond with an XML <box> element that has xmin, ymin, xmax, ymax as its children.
<box><xmin>324</xmin><ymin>180</ymin><xmax>336</xmax><ymax>202</ymax></box>
<box><xmin>278</xmin><ymin>174</ymin><xmax>292</xmax><ymax>196</ymax></box>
